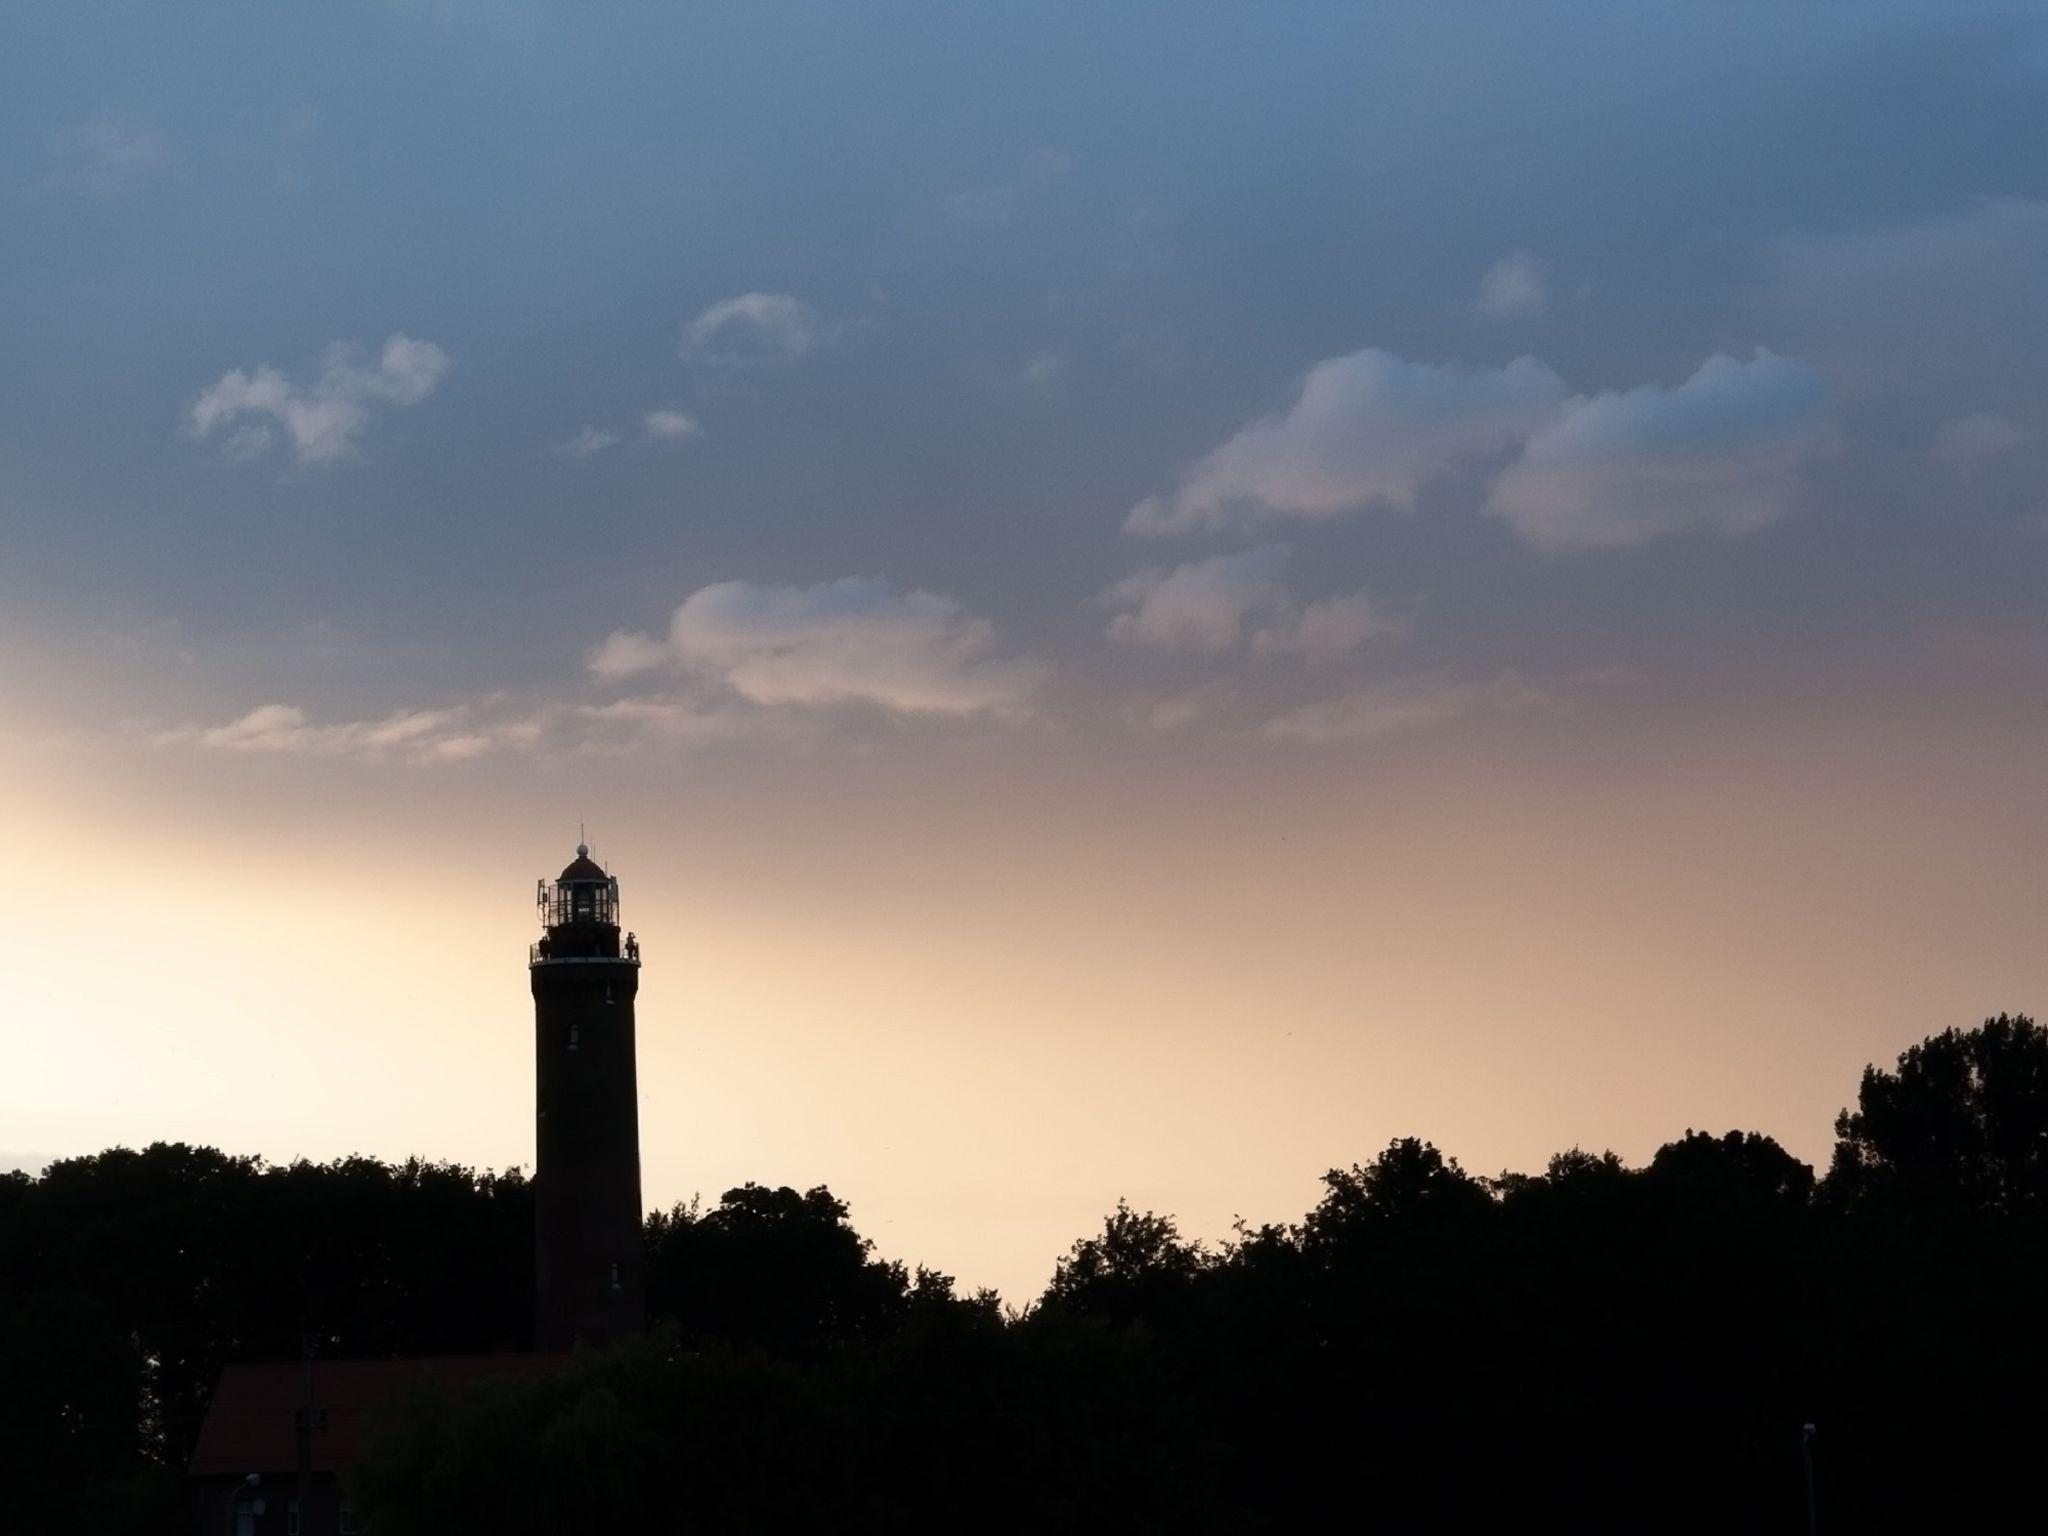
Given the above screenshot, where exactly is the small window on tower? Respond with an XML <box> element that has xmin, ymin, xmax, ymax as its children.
<box><xmin>605</xmin><ymin>983</ymin><xmax>615</xmax><ymax>1006</ymax></box>
<box><xmin>610</xmin><ymin>1260</ymin><xmax>622</xmax><ymax>1291</ymax></box>
<box><xmin>568</xmin><ymin>1023</ymin><xmax>580</xmax><ymax>1052</ymax></box>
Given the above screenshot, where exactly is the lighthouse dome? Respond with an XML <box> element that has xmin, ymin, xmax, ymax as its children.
<box><xmin>559</xmin><ymin>845</ymin><xmax>607</xmax><ymax>883</ymax></box>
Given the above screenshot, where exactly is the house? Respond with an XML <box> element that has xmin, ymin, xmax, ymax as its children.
<box><xmin>192</xmin><ymin>1354</ymin><xmax>563</xmax><ymax>1535</ymax></box>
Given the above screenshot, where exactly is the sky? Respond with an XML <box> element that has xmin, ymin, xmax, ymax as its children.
<box><xmin>4</xmin><ymin>1</ymin><xmax>2048</xmax><ymax>1302</ymax></box>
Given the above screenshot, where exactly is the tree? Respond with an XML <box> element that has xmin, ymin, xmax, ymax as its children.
<box><xmin>1646</xmin><ymin>1129</ymin><xmax>1814</xmax><ymax>1207</ymax></box>
<box><xmin>643</xmin><ymin>1183</ymin><xmax>913</xmax><ymax>1353</ymax></box>
<box><xmin>1299</xmin><ymin>1137</ymin><xmax>1494</xmax><ymax>1257</ymax></box>
<box><xmin>1827</xmin><ymin>1012</ymin><xmax>2048</xmax><ymax>1215</ymax></box>
<box><xmin>1042</xmin><ymin>1200</ymin><xmax>1205</xmax><ymax>1325</ymax></box>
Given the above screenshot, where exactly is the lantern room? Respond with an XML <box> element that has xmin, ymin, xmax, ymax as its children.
<box><xmin>532</xmin><ymin>844</ymin><xmax>638</xmax><ymax>962</ymax></box>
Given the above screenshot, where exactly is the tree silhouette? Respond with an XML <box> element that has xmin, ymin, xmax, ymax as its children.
<box><xmin>643</xmin><ymin>1183</ymin><xmax>914</xmax><ymax>1353</ymax></box>
<box><xmin>1042</xmin><ymin>1199</ymin><xmax>1206</xmax><ymax>1325</ymax></box>
<box><xmin>1827</xmin><ymin>1012</ymin><xmax>2048</xmax><ymax>1215</ymax></box>
<box><xmin>8</xmin><ymin>1018</ymin><xmax>2048</xmax><ymax>1532</ymax></box>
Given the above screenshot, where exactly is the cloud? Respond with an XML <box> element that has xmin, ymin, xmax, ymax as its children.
<box><xmin>1102</xmin><ymin>547</ymin><xmax>1402</xmax><ymax>659</ymax></box>
<box><xmin>1260</xmin><ymin>683</ymin><xmax>1480</xmax><ymax>743</ymax></box>
<box><xmin>559</xmin><ymin>426</ymin><xmax>622</xmax><ymax>458</ymax></box>
<box><xmin>589</xmin><ymin>577</ymin><xmax>1046</xmax><ymax>716</ymax></box>
<box><xmin>948</xmin><ymin>146</ymin><xmax>1074</xmax><ymax>225</ymax></box>
<box><xmin>683</xmin><ymin>293</ymin><xmax>814</xmax><ymax>364</ymax></box>
<box><xmin>1128</xmin><ymin>348</ymin><xmax>1569</xmax><ymax>535</ymax></box>
<box><xmin>168</xmin><ymin>580</ymin><xmax>1042</xmax><ymax>766</ymax></box>
<box><xmin>1473</xmin><ymin>251</ymin><xmax>1549</xmax><ymax>322</ymax></box>
<box><xmin>1104</xmin><ymin>547</ymin><xmax>1292</xmax><ymax>651</ymax></box>
<box><xmin>570</xmin><ymin>694</ymin><xmax>747</xmax><ymax>748</ymax></box>
<box><xmin>1103</xmin><ymin>546</ymin><xmax>1404</xmax><ymax>659</ymax></box>
<box><xmin>1486</xmin><ymin>350</ymin><xmax>1829</xmax><ymax>549</ymax></box>
<box><xmin>173</xmin><ymin>701</ymin><xmax>540</xmax><ymax>763</ymax></box>
<box><xmin>1755</xmin><ymin>199</ymin><xmax>2048</xmax><ymax>400</ymax></box>
<box><xmin>1252</xmin><ymin>593</ymin><xmax>1406</xmax><ymax>661</ymax></box>
<box><xmin>189</xmin><ymin>334</ymin><xmax>450</xmax><ymax>466</ymax></box>
<box><xmin>45</xmin><ymin>118</ymin><xmax>169</xmax><ymax>197</ymax></box>
<box><xmin>167</xmin><ymin>690</ymin><xmax>788</xmax><ymax>766</ymax></box>
<box><xmin>644</xmin><ymin>409</ymin><xmax>700</xmax><ymax>441</ymax></box>
<box><xmin>1260</xmin><ymin>673</ymin><xmax>1552</xmax><ymax>743</ymax></box>
<box><xmin>1933</xmin><ymin>412</ymin><xmax>2028</xmax><ymax>469</ymax></box>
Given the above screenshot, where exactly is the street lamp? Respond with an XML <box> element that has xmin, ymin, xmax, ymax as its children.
<box><xmin>1802</xmin><ymin>1423</ymin><xmax>1819</xmax><ymax>1536</ymax></box>
<box><xmin>226</xmin><ymin>1472</ymin><xmax>264</xmax><ymax>1536</ymax></box>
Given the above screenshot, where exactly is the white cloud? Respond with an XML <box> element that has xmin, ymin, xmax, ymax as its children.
<box><xmin>682</xmin><ymin>293</ymin><xmax>814</xmax><ymax>363</ymax></box>
<box><xmin>571</xmin><ymin>695</ymin><xmax>744</xmax><ymax>746</ymax></box>
<box><xmin>1143</xmin><ymin>693</ymin><xmax>1219</xmax><ymax>731</ymax></box>
<box><xmin>1128</xmin><ymin>348</ymin><xmax>1569</xmax><ymax>535</ymax></box>
<box><xmin>589</xmin><ymin>577</ymin><xmax>1046</xmax><ymax>716</ymax></box>
<box><xmin>167</xmin><ymin>691</ymin><xmax>778</xmax><ymax>766</ymax></box>
<box><xmin>46</xmin><ymin>118</ymin><xmax>169</xmax><ymax>197</ymax></box>
<box><xmin>188</xmin><ymin>334</ymin><xmax>451</xmax><ymax>466</ymax></box>
<box><xmin>644</xmin><ymin>409</ymin><xmax>700</xmax><ymax>441</ymax></box>
<box><xmin>1104</xmin><ymin>546</ymin><xmax>1292</xmax><ymax>651</ymax></box>
<box><xmin>1486</xmin><ymin>350</ymin><xmax>1829</xmax><ymax>549</ymax></box>
<box><xmin>1252</xmin><ymin>593</ymin><xmax>1405</xmax><ymax>661</ymax></box>
<box><xmin>1260</xmin><ymin>683</ymin><xmax>1480</xmax><ymax>743</ymax></box>
<box><xmin>1104</xmin><ymin>547</ymin><xmax>1402</xmax><ymax>659</ymax></box>
<box><xmin>221</xmin><ymin>425</ymin><xmax>275</xmax><ymax>463</ymax></box>
<box><xmin>1260</xmin><ymin>674</ymin><xmax>1552</xmax><ymax>744</ymax></box>
<box><xmin>176</xmin><ymin>701</ymin><xmax>539</xmax><ymax>763</ymax></box>
<box><xmin>1473</xmin><ymin>251</ymin><xmax>1549</xmax><ymax>322</ymax></box>
<box><xmin>1933</xmin><ymin>412</ymin><xmax>2028</xmax><ymax>469</ymax></box>
<box><xmin>559</xmin><ymin>426</ymin><xmax>622</xmax><ymax>458</ymax></box>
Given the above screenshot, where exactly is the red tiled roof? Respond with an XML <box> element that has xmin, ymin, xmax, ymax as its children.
<box><xmin>190</xmin><ymin>1354</ymin><xmax>565</xmax><ymax>1475</ymax></box>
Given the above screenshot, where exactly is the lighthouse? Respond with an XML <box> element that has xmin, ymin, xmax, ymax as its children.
<box><xmin>530</xmin><ymin>844</ymin><xmax>646</xmax><ymax>1351</ymax></box>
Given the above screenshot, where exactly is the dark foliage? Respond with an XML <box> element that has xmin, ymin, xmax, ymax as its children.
<box><xmin>643</xmin><ymin>1183</ymin><xmax>924</xmax><ymax>1354</ymax></box>
<box><xmin>0</xmin><ymin>1147</ymin><xmax>530</xmax><ymax>1535</ymax></box>
<box><xmin>6</xmin><ymin>1015</ymin><xmax>2048</xmax><ymax>1532</ymax></box>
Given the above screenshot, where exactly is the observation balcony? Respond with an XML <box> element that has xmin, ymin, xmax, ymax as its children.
<box><xmin>531</xmin><ymin>933</ymin><xmax>641</xmax><ymax>967</ymax></box>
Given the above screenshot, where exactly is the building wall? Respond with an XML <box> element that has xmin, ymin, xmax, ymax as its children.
<box><xmin>196</xmin><ymin>1472</ymin><xmax>351</xmax><ymax>1536</ymax></box>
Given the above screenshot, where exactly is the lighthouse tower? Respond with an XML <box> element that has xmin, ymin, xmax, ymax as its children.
<box><xmin>530</xmin><ymin>844</ymin><xmax>645</xmax><ymax>1351</ymax></box>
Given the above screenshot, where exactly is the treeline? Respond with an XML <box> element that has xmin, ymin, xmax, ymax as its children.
<box><xmin>6</xmin><ymin>1016</ymin><xmax>2048</xmax><ymax>1532</ymax></box>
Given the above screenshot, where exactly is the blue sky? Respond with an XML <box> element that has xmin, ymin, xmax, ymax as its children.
<box><xmin>8</xmin><ymin>1</ymin><xmax>2045</xmax><ymax>721</ymax></box>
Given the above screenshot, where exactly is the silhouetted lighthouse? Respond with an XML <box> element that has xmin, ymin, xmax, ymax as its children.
<box><xmin>531</xmin><ymin>844</ymin><xmax>645</xmax><ymax>1351</ymax></box>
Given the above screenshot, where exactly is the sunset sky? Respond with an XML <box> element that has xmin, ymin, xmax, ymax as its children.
<box><xmin>5</xmin><ymin>2</ymin><xmax>2048</xmax><ymax>1302</ymax></box>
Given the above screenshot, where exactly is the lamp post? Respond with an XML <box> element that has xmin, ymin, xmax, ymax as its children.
<box><xmin>1802</xmin><ymin>1423</ymin><xmax>1819</xmax><ymax>1536</ymax></box>
<box><xmin>225</xmin><ymin>1472</ymin><xmax>263</xmax><ymax>1536</ymax></box>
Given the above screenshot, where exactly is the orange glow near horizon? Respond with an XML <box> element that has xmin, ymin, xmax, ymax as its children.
<box><xmin>7</xmin><ymin>665</ymin><xmax>2048</xmax><ymax>1304</ymax></box>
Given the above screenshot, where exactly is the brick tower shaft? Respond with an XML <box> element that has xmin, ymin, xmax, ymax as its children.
<box><xmin>530</xmin><ymin>844</ymin><xmax>645</xmax><ymax>1351</ymax></box>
